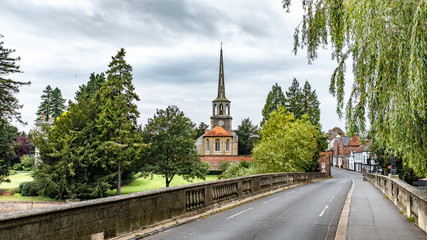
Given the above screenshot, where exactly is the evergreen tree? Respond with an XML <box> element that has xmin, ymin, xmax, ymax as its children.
<box><xmin>0</xmin><ymin>34</ymin><xmax>30</xmax><ymax>128</ymax></box>
<box><xmin>0</xmin><ymin>124</ymin><xmax>19</xmax><ymax>183</ymax></box>
<box><xmin>96</xmin><ymin>48</ymin><xmax>144</xmax><ymax>195</ymax></box>
<box><xmin>142</xmin><ymin>105</ymin><xmax>209</xmax><ymax>187</ymax></box>
<box><xmin>36</xmin><ymin>85</ymin><xmax>53</xmax><ymax>120</ymax></box>
<box><xmin>235</xmin><ymin>118</ymin><xmax>258</xmax><ymax>155</ymax></box>
<box><xmin>51</xmin><ymin>87</ymin><xmax>66</xmax><ymax>118</ymax></box>
<box><xmin>301</xmin><ymin>81</ymin><xmax>320</xmax><ymax>127</ymax></box>
<box><xmin>194</xmin><ymin>122</ymin><xmax>209</xmax><ymax>139</ymax></box>
<box><xmin>261</xmin><ymin>83</ymin><xmax>286</xmax><ymax>126</ymax></box>
<box><xmin>75</xmin><ymin>72</ymin><xmax>106</xmax><ymax>102</ymax></box>
<box><xmin>285</xmin><ymin>78</ymin><xmax>304</xmax><ymax>118</ymax></box>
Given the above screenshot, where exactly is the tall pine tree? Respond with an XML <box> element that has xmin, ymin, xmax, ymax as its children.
<box><xmin>261</xmin><ymin>83</ymin><xmax>286</xmax><ymax>126</ymax></box>
<box><xmin>301</xmin><ymin>81</ymin><xmax>320</xmax><ymax>127</ymax></box>
<box><xmin>0</xmin><ymin>34</ymin><xmax>30</xmax><ymax>128</ymax></box>
<box><xmin>285</xmin><ymin>78</ymin><xmax>304</xmax><ymax>118</ymax></box>
<box><xmin>51</xmin><ymin>87</ymin><xmax>66</xmax><ymax>118</ymax></box>
<box><xmin>36</xmin><ymin>85</ymin><xmax>53</xmax><ymax>120</ymax></box>
<box><xmin>96</xmin><ymin>48</ymin><xmax>144</xmax><ymax>195</ymax></box>
<box><xmin>75</xmin><ymin>72</ymin><xmax>106</xmax><ymax>102</ymax></box>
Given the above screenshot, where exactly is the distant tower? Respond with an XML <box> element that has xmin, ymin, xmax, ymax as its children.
<box><xmin>210</xmin><ymin>43</ymin><xmax>232</xmax><ymax>131</ymax></box>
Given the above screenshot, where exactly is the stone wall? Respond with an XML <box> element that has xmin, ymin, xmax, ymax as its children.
<box><xmin>0</xmin><ymin>201</ymin><xmax>66</xmax><ymax>214</ymax></box>
<box><xmin>367</xmin><ymin>174</ymin><xmax>427</xmax><ymax>233</ymax></box>
<box><xmin>201</xmin><ymin>155</ymin><xmax>253</xmax><ymax>170</ymax></box>
<box><xmin>0</xmin><ymin>172</ymin><xmax>324</xmax><ymax>240</ymax></box>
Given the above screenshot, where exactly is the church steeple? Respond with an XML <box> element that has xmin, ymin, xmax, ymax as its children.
<box><xmin>216</xmin><ymin>42</ymin><xmax>228</xmax><ymax>101</ymax></box>
<box><xmin>211</xmin><ymin>43</ymin><xmax>232</xmax><ymax>131</ymax></box>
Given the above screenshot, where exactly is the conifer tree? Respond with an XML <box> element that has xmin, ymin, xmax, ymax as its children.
<box><xmin>51</xmin><ymin>87</ymin><xmax>66</xmax><ymax>118</ymax></box>
<box><xmin>96</xmin><ymin>48</ymin><xmax>143</xmax><ymax>195</ymax></box>
<box><xmin>285</xmin><ymin>78</ymin><xmax>303</xmax><ymax>118</ymax></box>
<box><xmin>36</xmin><ymin>85</ymin><xmax>53</xmax><ymax>120</ymax></box>
<box><xmin>301</xmin><ymin>81</ymin><xmax>320</xmax><ymax>127</ymax></box>
<box><xmin>261</xmin><ymin>83</ymin><xmax>286</xmax><ymax>126</ymax></box>
<box><xmin>236</xmin><ymin>118</ymin><xmax>258</xmax><ymax>155</ymax></box>
<box><xmin>75</xmin><ymin>72</ymin><xmax>106</xmax><ymax>102</ymax></box>
<box><xmin>0</xmin><ymin>34</ymin><xmax>30</xmax><ymax>128</ymax></box>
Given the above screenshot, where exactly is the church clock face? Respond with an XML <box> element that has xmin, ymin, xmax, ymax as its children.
<box><xmin>218</xmin><ymin>120</ymin><xmax>224</xmax><ymax>126</ymax></box>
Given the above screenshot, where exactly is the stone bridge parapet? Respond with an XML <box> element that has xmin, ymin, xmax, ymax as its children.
<box><xmin>367</xmin><ymin>174</ymin><xmax>427</xmax><ymax>234</ymax></box>
<box><xmin>0</xmin><ymin>172</ymin><xmax>325</xmax><ymax>240</ymax></box>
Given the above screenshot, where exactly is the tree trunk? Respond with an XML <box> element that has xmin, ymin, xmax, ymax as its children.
<box><xmin>116</xmin><ymin>161</ymin><xmax>121</xmax><ymax>195</ymax></box>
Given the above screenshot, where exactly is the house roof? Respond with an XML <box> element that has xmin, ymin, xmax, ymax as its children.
<box><xmin>204</xmin><ymin>126</ymin><xmax>233</xmax><ymax>137</ymax></box>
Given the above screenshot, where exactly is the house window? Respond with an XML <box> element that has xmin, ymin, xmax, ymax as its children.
<box><xmin>206</xmin><ymin>139</ymin><xmax>210</xmax><ymax>152</ymax></box>
<box><xmin>215</xmin><ymin>139</ymin><xmax>220</xmax><ymax>152</ymax></box>
<box><xmin>226</xmin><ymin>139</ymin><xmax>230</xmax><ymax>152</ymax></box>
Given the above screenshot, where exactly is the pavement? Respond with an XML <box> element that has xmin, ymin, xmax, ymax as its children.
<box><xmin>345</xmin><ymin>169</ymin><xmax>427</xmax><ymax>240</ymax></box>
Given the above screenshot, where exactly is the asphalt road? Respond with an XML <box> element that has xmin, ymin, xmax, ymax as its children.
<box><xmin>144</xmin><ymin>168</ymin><xmax>360</xmax><ymax>240</ymax></box>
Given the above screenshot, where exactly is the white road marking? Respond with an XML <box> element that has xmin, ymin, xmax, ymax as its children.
<box><xmin>226</xmin><ymin>207</ymin><xmax>254</xmax><ymax>220</ymax></box>
<box><xmin>286</xmin><ymin>190</ymin><xmax>295</xmax><ymax>195</ymax></box>
<box><xmin>329</xmin><ymin>195</ymin><xmax>335</xmax><ymax>202</ymax></box>
<box><xmin>319</xmin><ymin>205</ymin><xmax>329</xmax><ymax>217</ymax></box>
<box><xmin>262</xmin><ymin>197</ymin><xmax>279</xmax><ymax>204</ymax></box>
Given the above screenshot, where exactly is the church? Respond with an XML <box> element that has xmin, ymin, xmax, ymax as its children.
<box><xmin>195</xmin><ymin>44</ymin><xmax>252</xmax><ymax>170</ymax></box>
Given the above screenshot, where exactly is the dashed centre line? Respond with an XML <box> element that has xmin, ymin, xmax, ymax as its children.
<box><xmin>262</xmin><ymin>197</ymin><xmax>279</xmax><ymax>204</ymax></box>
<box><xmin>319</xmin><ymin>205</ymin><xmax>329</xmax><ymax>217</ymax></box>
<box><xmin>329</xmin><ymin>195</ymin><xmax>335</xmax><ymax>202</ymax></box>
<box><xmin>226</xmin><ymin>207</ymin><xmax>254</xmax><ymax>220</ymax></box>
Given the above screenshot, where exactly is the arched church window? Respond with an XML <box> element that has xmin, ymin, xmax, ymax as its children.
<box><xmin>215</xmin><ymin>139</ymin><xmax>220</xmax><ymax>152</ymax></box>
<box><xmin>226</xmin><ymin>104</ymin><xmax>230</xmax><ymax>115</ymax></box>
<box><xmin>213</xmin><ymin>104</ymin><xmax>217</xmax><ymax>115</ymax></box>
<box><xmin>226</xmin><ymin>139</ymin><xmax>230</xmax><ymax>152</ymax></box>
<box><xmin>206</xmin><ymin>139</ymin><xmax>210</xmax><ymax>152</ymax></box>
<box><xmin>219</xmin><ymin>104</ymin><xmax>223</xmax><ymax>115</ymax></box>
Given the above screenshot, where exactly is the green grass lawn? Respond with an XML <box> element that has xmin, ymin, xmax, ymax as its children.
<box><xmin>0</xmin><ymin>171</ymin><xmax>33</xmax><ymax>190</ymax></box>
<box><xmin>105</xmin><ymin>175</ymin><xmax>218</xmax><ymax>196</ymax></box>
<box><xmin>0</xmin><ymin>171</ymin><xmax>218</xmax><ymax>200</ymax></box>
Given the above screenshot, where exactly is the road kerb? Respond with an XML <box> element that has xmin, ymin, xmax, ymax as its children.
<box><xmin>335</xmin><ymin>179</ymin><xmax>355</xmax><ymax>240</ymax></box>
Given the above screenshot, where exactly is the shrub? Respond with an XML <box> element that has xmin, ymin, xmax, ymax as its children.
<box><xmin>219</xmin><ymin>161</ymin><xmax>259</xmax><ymax>179</ymax></box>
<box><xmin>219</xmin><ymin>161</ymin><xmax>231</xmax><ymax>172</ymax></box>
<box><xmin>18</xmin><ymin>182</ymin><xmax>40</xmax><ymax>196</ymax></box>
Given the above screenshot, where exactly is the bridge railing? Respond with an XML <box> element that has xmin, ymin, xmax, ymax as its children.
<box><xmin>0</xmin><ymin>172</ymin><xmax>324</xmax><ymax>240</ymax></box>
<box><xmin>367</xmin><ymin>174</ymin><xmax>427</xmax><ymax>233</ymax></box>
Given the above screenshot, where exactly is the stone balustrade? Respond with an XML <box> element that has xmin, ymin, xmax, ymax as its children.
<box><xmin>0</xmin><ymin>172</ymin><xmax>324</xmax><ymax>240</ymax></box>
<box><xmin>367</xmin><ymin>174</ymin><xmax>427</xmax><ymax>233</ymax></box>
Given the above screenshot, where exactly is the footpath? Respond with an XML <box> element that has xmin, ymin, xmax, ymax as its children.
<box><xmin>346</xmin><ymin>173</ymin><xmax>427</xmax><ymax>240</ymax></box>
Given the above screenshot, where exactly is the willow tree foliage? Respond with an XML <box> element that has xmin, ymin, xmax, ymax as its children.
<box><xmin>253</xmin><ymin>106</ymin><xmax>318</xmax><ymax>173</ymax></box>
<box><xmin>283</xmin><ymin>0</ymin><xmax>427</xmax><ymax>176</ymax></box>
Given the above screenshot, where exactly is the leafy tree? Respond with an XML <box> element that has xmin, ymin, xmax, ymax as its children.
<box><xmin>0</xmin><ymin>34</ymin><xmax>30</xmax><ymax>128</ymax></box>
<box><xmin>261</xmin><ymin>83</ymin><xmax>286</xmax><ymax>126</ymax></box>
<box><xmin>194</xmin><ymin>122</ymin><xmax>209</xmax><ymax>139</ymax></box>
<box><xmin>51</xmin><ymin>87</ymin><xmax>66</xmax><ymax>118</ymax></box>
<box><xmin>283</xmin><ymin>1</ymin><xmax>427</xmax><ymax>177</ymax></box>
<box><xmin>327</xmin><ymin>127</ymin><xmax>345</xmax><ymax>140</ymax></box>
<box><xmin>96</xmin><ymin>48</ymin><xmax>144</xmax><ymax>195</ymax></box>
<box><xmin>235</xmin><ymin>118</ymin><xmax>258</xmax><ymax>155</ymax></box>
<box><xmin>142</xmin><ymin>105</ymin><xmax>209</xmax><ymax>187</ymax></box>
<box><xmin>253</xmin><ymin>106</ymin><xmax>318</xmax><ymax>173</ymax></box>
<box><xmin>0</xmin><ymin>124</ymin><xmax>19</xmax><ymax>183</ymax></box>
<box><xmin>12</xmin><ymin>134</ymin><xmax>30</xmax><ymax>165</ymax></box>
<box><xmin>75</xmin><ymin>72</ymin><xmax>106</xmax><ymax>102</ymax></box>
<box><xmin>36</xmin><ymin>85</ymin><xmax>53</xmax><ymax>120</ymax></box>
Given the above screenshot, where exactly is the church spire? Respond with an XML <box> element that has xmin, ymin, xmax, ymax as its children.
<box><xmin>216</xmin><ymin>42</ymin><xmax>228</xmax><ymax>101</ymax></box>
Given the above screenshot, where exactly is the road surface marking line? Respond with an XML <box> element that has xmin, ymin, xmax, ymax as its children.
<box><xmin>226</xmin><ymin>207</ymin><xmax>253</xmax><ymax>220</ymax></box>
<box><xmin>286</xmin><ymin>190</ymin><xmax>295</xmax><ymax>195</ymax></box>
<box><xmin>262</xmin><ymin>197</ymin><xmax>279</xmax><ymax>204</ymax></box>
<box><xmin>329</xmin><ymin>195</ymin><xmax>335</xmax><ymax>202</ymax></box>
<box><xmin>335</xmin><ymin>179</ymin><xmax>355</xmax><ymax>240</ymax></box>
<box><xmin>319</xmin><ymin>205</ymin><xmax>329</xmax><ymax>216</ymax></box>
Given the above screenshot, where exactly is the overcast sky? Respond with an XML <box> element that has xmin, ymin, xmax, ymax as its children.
<box><xmin>1</xmin><ymin>0</ymin><xmax>351</xmax><ymax>133</ymax></box>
